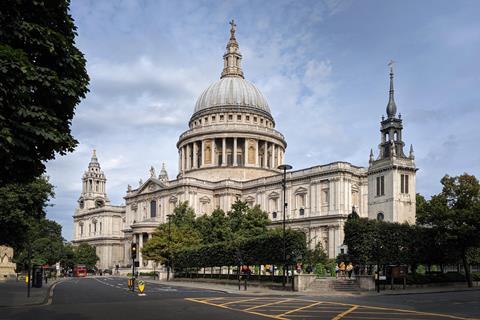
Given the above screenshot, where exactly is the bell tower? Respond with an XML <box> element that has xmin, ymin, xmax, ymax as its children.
<box><xmin>77</xmin><ymin>150</ymin><xmax>110</xmax><ymax>211</ymax></box>
<box><xmin>367</xmin><ymin>65</ymin><xmax>416</xmax><ymax>224</ymax></box>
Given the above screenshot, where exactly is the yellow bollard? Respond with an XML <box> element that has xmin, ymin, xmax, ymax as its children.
<box><xmin>137</xmin><ymin>280</ymin><xmax>145</xmax><ymax>295</ymax></box>
<box><xmin>25</xmin><ymin>275</ymin><xmax>29</xmax><ymax>284</ymax></box>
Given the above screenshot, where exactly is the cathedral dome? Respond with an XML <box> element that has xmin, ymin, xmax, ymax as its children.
<box><xmin>194</xmin><ymin>77</ymin><xmax>271</xmax><ymax>115</ymax></box>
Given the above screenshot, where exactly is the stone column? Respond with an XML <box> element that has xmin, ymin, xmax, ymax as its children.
<box><xmin>328</xmin><ymin>226</ymin><xmax>335</xmax><ymax>258</ymax></box>
<box><xmin>244</xmin><ymin>139</ymin><xmax>248</xmax><ymax>167</ymax></box>
<box><xmin>138</xmin><ymin>233</ymin><xmax>143</xmax><ymax>267</ymax></box>
<box><xmin>255</xmin><ymin>140</ymin><xmax>259</xmax><ymax>166</ymax></box>
<box><xmin>193</xmin><ymin>142</ymin><xmax>198</xmax><ymax>169</ymax></box>
<box><xmin>186</xmin><ymin>144</ymin><xmax>191</xmax><ymax>170</ymax></box>
<box><xmin>222</xmin><ymin>138</ymin><xmax>226</xmax><ymax>166</ymax></box>
<box><xmin>201</xmin><ymin>140</ymin><xmax>205</xmax><ymax>167</ymax></box>
<box><xmin>180</xmin><ymin>148</ymin><xmax>185</xmax><ymax>173</ymax></box>
<box><xmin>178</xmin><ymin>150</ymin><xmax>182</xmax><ymax>173</ymax></box>
<box><xmin>233</xmin><ymin>137</ymin><xmax>238</xmax><ymax>166</ymax></box>
<box><xmin>211</xmin><ymin>139</ymin><xmax>215</xmax><ymax>166</ymax></box>
<box><xmin>263</xmin><ymin>141</ymin><xmax>268</xmax><ymax>168</ymax></box>
<box><xmin>272</xmin><ymin>144</ymin><xmax>276</xmax><ymax>168</ymax></box>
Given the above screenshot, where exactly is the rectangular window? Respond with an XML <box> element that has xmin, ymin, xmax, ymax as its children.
<box><xmin>228</xmin><ymin>114</ymin><xmax>233</xmax><ymax>120</ymax></box>
<box><xmin>246</xmin><ymin>115</ymin><xmax>250</xmax><ymax>121</ymax></box>
<box><xmin>377</xmin><ymin>176</ymin><xmax>385</xmax><ymax>196</ymax></box>
<box><xmin>237</xmin><ymin>115</ymin><xmax>241</xmax><ymax>120</ymax></box>
<box><xmin>150</xmin><ymin>201</ymin><xmax>157</xmax><ymax>218</ymax></box>
<box><xmin>220</xmin><ymin>115</ymin><xmax>224</xmax><ymax>121</ymax></box>
<box><xmin>401</xmin><ymin>174</ymin><xmax>409</xmax><ymax>194</ymax></box>
<box><xmin>212</xmin><ymin>116</ymin><xmax>216</xmax><ymax>121</ymax></box>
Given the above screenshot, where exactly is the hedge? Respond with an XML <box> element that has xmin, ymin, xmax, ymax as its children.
<box><xmin>173</xmin><ymin>228</ymin><xmax>306</xmax><ymax>269</ymax></box>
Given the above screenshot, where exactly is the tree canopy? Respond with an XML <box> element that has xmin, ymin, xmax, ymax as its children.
<box><xmin>0</xmin><ymin>0</ymin><xmax>89</xmax><ymax>184</ymax></box>
<box><xmin>417</xmin><ymin>173</ymin><xmax>480</xmax><ymax>287</ymax></box>
<box><xmin>0</xmin><ymin>176</ymin><xmax>54</xmax><ymax>249</ymax></box>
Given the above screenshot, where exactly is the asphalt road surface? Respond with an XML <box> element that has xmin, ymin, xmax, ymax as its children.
<box><xmin>1</xmin><ymin>277</ymin><xmax>479</xmax><ymax>320</ymax></box>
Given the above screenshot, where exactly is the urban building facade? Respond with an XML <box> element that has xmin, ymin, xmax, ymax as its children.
<box><xmin>72</xmin><ymin>22</ymin><xmax>416</xmax><ymax>271</ymax></box>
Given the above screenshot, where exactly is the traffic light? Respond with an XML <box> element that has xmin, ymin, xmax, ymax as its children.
<box><xmin>131</xmin><ymin>243</ymin><xmax>137</xmax><ymax>260</ymax></box>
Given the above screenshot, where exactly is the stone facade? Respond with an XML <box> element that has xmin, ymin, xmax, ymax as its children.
<box><xmin>0</xmin><ymin>245</ymin><xmax>16</xmax><ymax>279</ymax></box>
<box><xmin>72</xmin><ymin>22</ymin><xmax>416</xmax><ymax>271</ymax></box>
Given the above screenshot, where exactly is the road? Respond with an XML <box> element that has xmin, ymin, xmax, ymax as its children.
<box><xmin>1</xmin><ymin>277</ymin><xmax>479</xmax><ymax>320</ymax></box>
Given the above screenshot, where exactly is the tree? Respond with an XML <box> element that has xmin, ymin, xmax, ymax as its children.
<box><xmin>417</xmin><ymin>173</ymin><xmax>480</xmax><ymax>287</ymax></box>
<box><xmin>60</xmin><ymin>243</ymin><xmax>76</xmax><ymax>271</ymax></box>
<box><xmin>142</xmin><ymin>223</ymin><xmax>202</xmax><ymax>264</ymax></box>
<box><xmin>74</xmin><ymin>243</ymin><xmax>99</xmax><ymax>270</ymax></box>
<box><xmin>0</xmin><ymin>0</ymin><xmax>89</xmax><ymax>185</ymax></box>
<box><xmin>194</xmin><ymin>208</ymin><xmax>232</xmax><ymax>244</ymax></box>
<box><xmin>0</xmin><ymin>176</ymin><xmax>54</xmax><ymax>250</ymax></box>
<box><xmin>170</xmin><ymin>201</ymin><xmax>196</xmax><ymax>227</ymax></box>
<box><xmin>227</xmin><ymin>200</ymin><xmax>269</xmax><ymax>239</ymax></box>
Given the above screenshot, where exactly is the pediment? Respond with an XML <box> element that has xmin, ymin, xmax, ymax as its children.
<box><xmin>199</xmin><ymin>196</ymin><xmax>211</xmax><ymax>204</ymax></box>
<box><xmin>244</xmin><ymin>195</ymin><xmax>255</xmax><ymax>203</ymax></box>
<box><xmin>268</xmin><ymin>191</ymin><xmax>280</xmax><ymax>199</ymax></box>
<box><xmin>295</xmin><ymin>186</ymin><xmax>308</xmax><ymax>195</ymax></box>
<box><xmin>136</xmin><ymin>178</ymin><xmax>165</xmax><ymax>195</ymax></box>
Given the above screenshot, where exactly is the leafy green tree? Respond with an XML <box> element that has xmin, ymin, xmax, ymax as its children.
<box><xmin>142</xmin><ymin>223</ymin><xmax>202</xmax><ymax>264</ymax></box>
<box><xmin>305</xmin><ymin>242</ymin><xmax>328</xmax><ymax>266</ymax></box>
<box><xmin>194</xmin><ymin>208</ymin><xmax>232</xmax><ymax>244</ymax></box>
<box><xmin>74</xmin><ymin>243</ymin><xmax>99</xmax><ymax>270</ymax></box>
<box><xmin>227</xmin><ymin>200</ymin><xmax>269</xmax><ymax>239</ymax></box>
<box><xmin>170</xmin><ymin>201</ymin><xmax>196</xmax><ymax>227</ymax></box>
<box><xmin>60</xmin><ymin>243</ymin><xmax>76</xmax><ymax>271</ymax></box>
<box><xmin>0</xmin><ymin>0</ymin><xmax>89</xmax><ymax>185</ymax></box>
<box><xmin>0</xmin><ymin>176</ymin><xmax>54</xmax><ymax>250</ymax></box>
<box><xmin>417</xmin><ymin>173</ymin><xmax>480</xmax><ymax>287</ymax></box>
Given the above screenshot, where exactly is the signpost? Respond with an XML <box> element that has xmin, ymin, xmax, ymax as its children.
<box><xmin>130</xmin><ymin>243</ymin><xmax>137</xmax><ymax>292</ymax></box>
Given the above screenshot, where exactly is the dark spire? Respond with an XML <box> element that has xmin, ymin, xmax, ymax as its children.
<box><xmin>386</xmin><ymin>61</ymin><xmax>397</xmax><ymax>118</ymax></box>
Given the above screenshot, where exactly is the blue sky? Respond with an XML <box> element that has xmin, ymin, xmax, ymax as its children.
<box><xmin>46</xmin><ymin>0</ymin><xmax>480</xmax><ymax>240</ymax></box>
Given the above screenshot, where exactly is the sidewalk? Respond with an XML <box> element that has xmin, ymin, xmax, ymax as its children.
<box><xmin>0</xmin><ymin>278</ymin><xmax>63</xmax><ymax>308</ymax></box>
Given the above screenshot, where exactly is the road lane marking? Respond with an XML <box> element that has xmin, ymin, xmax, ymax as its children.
<box><xmin>244</xmin><ymin>299</ymin><xmax>291</xmax><ymax>311</ymax></box>
<box><xmin>219</xmin><ymin>297</ymin><xmax>264</xmax><ymax>306</ymax></box>
<box><xmin>276</xmin><ymin>301</ymin><xmax>324</xmax><ymax>317</ymax></box>
<box><xmin>332</xmin><ymin>305</ymin><xmax>359</xmax><ymax>320</ymax></box>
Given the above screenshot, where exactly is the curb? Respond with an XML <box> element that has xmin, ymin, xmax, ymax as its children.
<box><xmin>0</xmin><ymin>278</ymin><xmax>67</xmax><ymax>309</ymax></box>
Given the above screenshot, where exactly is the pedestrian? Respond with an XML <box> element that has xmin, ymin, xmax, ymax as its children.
<box><xmin>346</xmin><ymin>262</ymin><xmax>353</xmax><ymax>279</ymax></box>
<box><xmin>306</xmin><ymin>265</ymin><xmax>313</xmax><ymax>274</ymax></box>
<box><xmin>335</xmin><ymin>264</ymin><xmax>339</xmax><ymax>278</ymax></box>
<box><xmin>339</xmin><ymin>262</ymin><xmax>346</xmax><ymax>278</ymax></box>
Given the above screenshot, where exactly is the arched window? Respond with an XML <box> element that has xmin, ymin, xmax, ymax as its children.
<box><xmin>394</xmin><ymin>131</ymin><xmax>398</xmax><ymax>141</ymax></box>
<box><xmin>150</xmin><ymin>200</ymin><xmax>157</xmax><ymax>218</ymax></box>
<box><xmin>377</xmin><ymin>212</ymin><xmax>384</xmax><ymax>221</ymax></box>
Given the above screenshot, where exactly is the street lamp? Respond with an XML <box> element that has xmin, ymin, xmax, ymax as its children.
<box><xmin>166</xmin><ymin>214</ymin><xmax>174</xmax><ymax>281</ymax></box>
<box><xmin>278</xmin><ymin>164</ymin><xmax>292</xmax><ymax>288</ymax></box>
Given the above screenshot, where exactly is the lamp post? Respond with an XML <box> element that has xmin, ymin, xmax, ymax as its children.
<box><xmin>278</xmin><ymin>164</ymin><xmax>292</xmax><ymax>288</ymax></box>
<box><xmin>167</xmin><ymin>214</ymin><xmax>173</xmax><ymax>281</ymax></box>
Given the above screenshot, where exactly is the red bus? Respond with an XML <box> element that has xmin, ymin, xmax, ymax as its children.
<box><xmin>73</xmin><ymin>265</ymin><xmax>87</xmax><ymax>277</ymax></box>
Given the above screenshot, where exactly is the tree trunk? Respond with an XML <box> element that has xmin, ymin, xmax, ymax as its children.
<box><xmin>462</xmin><ymin>252</ymin><xmax>473</xmax><ymax>288</ymax></box>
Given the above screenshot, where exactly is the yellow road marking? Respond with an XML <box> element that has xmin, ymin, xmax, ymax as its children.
<box><xmin>185</xmin><ymin>297</ymin><xmax>477</xmax><ymax>320</ymax></box>
<box><xmin>244</xmin><ymin>299</ymin><xmax>291</xmax><ymax>311</ymax></box>
<box><xmin>332</xmin><ymin>305</ymin><xmax>359</xmax><ymax>320</ymax></box>
<box><xmin>219</xmin><ymin>297</ymin><xmax>264</xmax><ymax>306</ymax></box>
<box><xmin>277</xmin><ymin>301</ymin><xmax>324</xmax><ymax>317</ymax></box>
<box><xmin>353</xmin><ymin>305</ymin><xmax>475</xmax><ymax>319</ymax></box>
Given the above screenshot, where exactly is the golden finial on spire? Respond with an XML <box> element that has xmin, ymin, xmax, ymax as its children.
<box><xmin>92</xmin><ymin>149</ymin><xmax>97</xmax><ymax>157</ymax></box>
<box><xmin>229</xmin><ymin>19</ymin><xmax>236</xmax><ymax>39</ymax></box>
